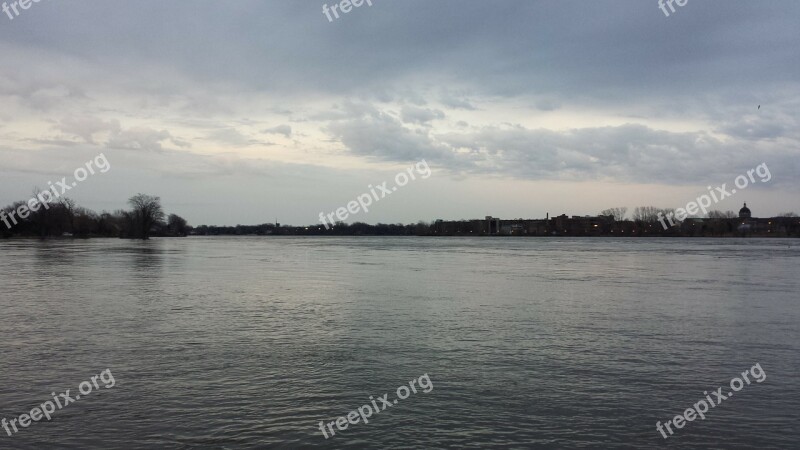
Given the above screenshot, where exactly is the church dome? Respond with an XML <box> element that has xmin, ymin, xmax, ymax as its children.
<box><xmin>739</xmin><ymin>203</ymin><xmax>751</xmax><ymax>219</ymax></box>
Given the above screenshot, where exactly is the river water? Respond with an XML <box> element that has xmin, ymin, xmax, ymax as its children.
<box><xmin>1</xmin><ymin>237</ymin><xmax>798</xmax><ymax>448</ymax></box>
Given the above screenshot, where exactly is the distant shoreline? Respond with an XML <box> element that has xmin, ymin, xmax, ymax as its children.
<box><xmin>4</xmin><ymin>234</ymin><xmax>798</xmax><ymax>241</ymax></box>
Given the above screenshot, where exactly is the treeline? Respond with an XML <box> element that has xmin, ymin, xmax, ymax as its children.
<box><xmin>1</xmin><ymin>193</ymin><xmax>190</xmax><ymax>240</ymax></box>
<box><xmin>601</xmin><ymin>206</ymin><xmax>799</xmax><ymax>222</ymax></box>
<box><xmin>193</xmin><ymin>221</ymin><xmax>432</xmax><ymax>236</ymax></box>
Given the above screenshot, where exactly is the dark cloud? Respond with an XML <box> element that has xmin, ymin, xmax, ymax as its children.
<box><xmin>262</xmin><ymin>125</ymin><xmax>293</xmax><ymax>137</ymax></box>
<box><xmin>326</xmin><ymin>110</ymin><xmax>456</xmax><ymax>164</ymax></box>
<box><xmin>400</xmin><ymin>106</ymin><xmax>445</xmax><ymax>125</ymax></box>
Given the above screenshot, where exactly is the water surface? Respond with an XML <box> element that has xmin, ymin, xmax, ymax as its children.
<box><xmin>1</xmin><ymin>237</ymin><xmax>798</xmax><ymax>448</ymax></box>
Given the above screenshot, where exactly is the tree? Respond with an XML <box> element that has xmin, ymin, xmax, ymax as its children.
<box><xmin>73</xmin><ymin>207</ymin><xmax>99</xmax><ymax>237</ymax></box>
<box><xmin>95</xmin><ymin>211</ymin><xmax>119</xmax><ymax>237</ymax></box>
<box><xmin>632</xmin><ymin>206</ymin><xmax>662</xmax><ymax>223</ymax></box>
<box><xmin>777</xmin><ymin>212</ymin><xmax>799</xmax><ymax>217</ymax></box>
<box><xmin>59</xmin><ymin>197</ymin><xmax>77</xmax><ymax>234</ymax></box>
<box><xmin>127</xmin><ymin>194</ymin><xmax>165</xmax><ymax>240</ymax></box>
<box><xmin>415</xmin><ymin>220</ymin><xmax>431</xmax><ymax>235</ymax></box>
<box><xmin>600</xmin><ymin>207</ymin><xmax>628</xmax><ymax>221</ymax></box>
<box><xmin>167</xmin><ymin>214</ymin><xmax>189</xmax><ymax>236</ymax></box>
<box><xmin>30</xmin><ymin>188</ymin><xmax>58</xmax><ymax>237</ymax></box>
<box><xmin>708</xmin><ymin>210</ymin><xmax>737</xmax><ymax>219</ymax></box>
<box><xmin>113</xmin><ymin>209</ymin><xmax>135</xmax><ymax>238</ymax></box>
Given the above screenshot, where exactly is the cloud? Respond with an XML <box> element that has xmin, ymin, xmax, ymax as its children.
<box><xmin>535</xmin><ymin>99</ymin><xmax>561</xmax><ymax>112</ymax></box>
<box><xmin>57</xmin><ymin>116</ymin><xmax>121</xmax><ymax>144</ymax></box>
<box><xmin>715</xmin><ymin>113</ymin><xmax>797</xmax><ymax>141</ymax></box>
<box><xmin>439</xmin><ymin>91</ymin><xmax>476</xmax><ymax>110</ymax></box>
<box><xmin>204</xmin><ymin>128</ymin><xmax>273</xmax><ymax>147</ymax></box>
<box><xmin>442</xmin><ymin>123</ymin><xmax>800</xmax><ymax>186</ymax></box>
<box><xmin>107</xmin><ymin>127</ymin><xmax>186</xmax><ymax>152</ymax></box>
<box><xmin>262</xmin><ymin>125</ymin><xmax>292</xmax><ymax>137</ymax></box>
<box><xmin>326</xmin><ymin>112</ymin><xmax>800</xmax><ymax>186</ymax></box>
<box><xmin>326</xmin><ymin>108</ymin><xmax>458</xmax><ymax>164</ymax></box>
<box><xmin>400</xmin><ymin>105</ymin><xmax>445</xmax><ymax>125</ymax></box>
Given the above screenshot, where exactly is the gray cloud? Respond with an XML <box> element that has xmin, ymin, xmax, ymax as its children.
<box><xmin>204</xmin><ymin>128</ymin><xmax>273</xmax><ymax>147</ymax></box>
<box><xmin>400</xmin><ymin>105</ymin><xmax>445</xmax><ymax>125</ymax></box>
<box><xmin>57</xmin><ymin>117</ymin><xmax>121</xmax><ymax>144</ymax></box>
<box><xmin>107</xmin><ymin>127</ymin><xmax>186</xmax><ymax>153</ymax></box>
<box><xmin>326</xmin><ymin>110</ymin><xmax>456</xmax><ymax>164</ymax></box>
<box><xmin>262</xmin><ymin>125</ymin><xmax>292</xmax><ymax>137</ymax></box>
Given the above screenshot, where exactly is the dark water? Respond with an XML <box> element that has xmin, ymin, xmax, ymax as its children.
<box><xmin>1</xmin><ymin>237</ymin><xmax>798</xmax><ymax>449</ymax></box>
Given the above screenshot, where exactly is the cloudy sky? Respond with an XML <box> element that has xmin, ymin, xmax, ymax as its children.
<box><xmin>1</xmin><ymin>0</ymin><xmax>798</xmax><ymax>226</ymax></box>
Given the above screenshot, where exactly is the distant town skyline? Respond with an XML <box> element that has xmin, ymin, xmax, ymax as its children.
<box><xmin>1</xmin><ymin>1</ymin><xmax>798</xmax><ymax>226</ymax></box>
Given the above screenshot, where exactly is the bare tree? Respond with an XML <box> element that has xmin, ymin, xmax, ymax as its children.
<box><xmin>59</xmin><ymin>197</ymin><xmax>77</xmax><ymax>233</ymax></box>
<box><xmin>708</xmin><ymin>210</ymin><xmax>737</xmax><ymax>219</ymax></box>
<box><xmin>778</xmin><ymin>212</ymin><xmax>799</xmax><ymax>217</ymax></box>
<box><xmin>29</xmin><ymin>188</ymin><xmax>52</xmax><ymax>237</ymax></box>
<box><xmin>127</xmin><ymin>194</ymin><xmax>165</xmax><ymax>240</ymax></box>
<box><xmin>601</xmin><ymin>207</ymin><xmax>628</xmax><ymax>221</ymax></box>
<box><xmin>167</xmin><ymin>214</ymin><xmax>189</xmax><ymax>236</ymax></box>
<box><xmin>632</xmin><ymin>206</ymin><xmax>662</xmax><ymax>223</ymax></box>
<box><xmin>73</xmin><ymin>207</ymin><xmax>99</xmax><ymax>237</ymax></box>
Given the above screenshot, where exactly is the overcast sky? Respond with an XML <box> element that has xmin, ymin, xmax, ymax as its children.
<box><xmin>1</xmin><ymin>0</ymin><xmax>798</xmax><ymax>226</ymax></box>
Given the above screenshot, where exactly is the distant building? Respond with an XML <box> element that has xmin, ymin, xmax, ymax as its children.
<box><xmin>739</xmin><ymin>203</ymin><xmax>752</xmax><ymax>219</ymax></box>
<box><xmin>738</xmin><ymin>203</ymin><xmax>753</xmax><ymax>234</ymax></box>
<box><xmin>485</xmin><ymin>216</ymin><xmax>501</xmax><ymax>235</ymax></box>
<box><xmin>426</xmin><ymin>203</ymin><xmax>799</xmax><ymax>237</ymax></box>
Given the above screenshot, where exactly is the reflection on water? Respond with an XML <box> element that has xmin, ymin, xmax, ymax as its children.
<box><xmin>127</xmin><ymin>241</ymin><xmax>166</xmax><ymax>278</ymax></box>
<box><xmin>0</xmin><ymin>237</ymin><xmax>798</xmax><ymax>449</ymax></box>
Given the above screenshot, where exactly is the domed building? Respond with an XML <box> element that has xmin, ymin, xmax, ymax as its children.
<box><xmin>737</xmin><ymin>202</ymin><xmax>754</xmax><ymax>235</ymax></box>
<box><xmin>739</xmin><ymin>203</ymin><xmax>752</xmax><ymax>219</ymax></box>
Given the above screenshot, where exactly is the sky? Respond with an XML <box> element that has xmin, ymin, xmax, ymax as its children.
<box><xmin>1</xmin><ymin>0</ymin><xmax>798</xmax><ymax>226</ymax></box>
